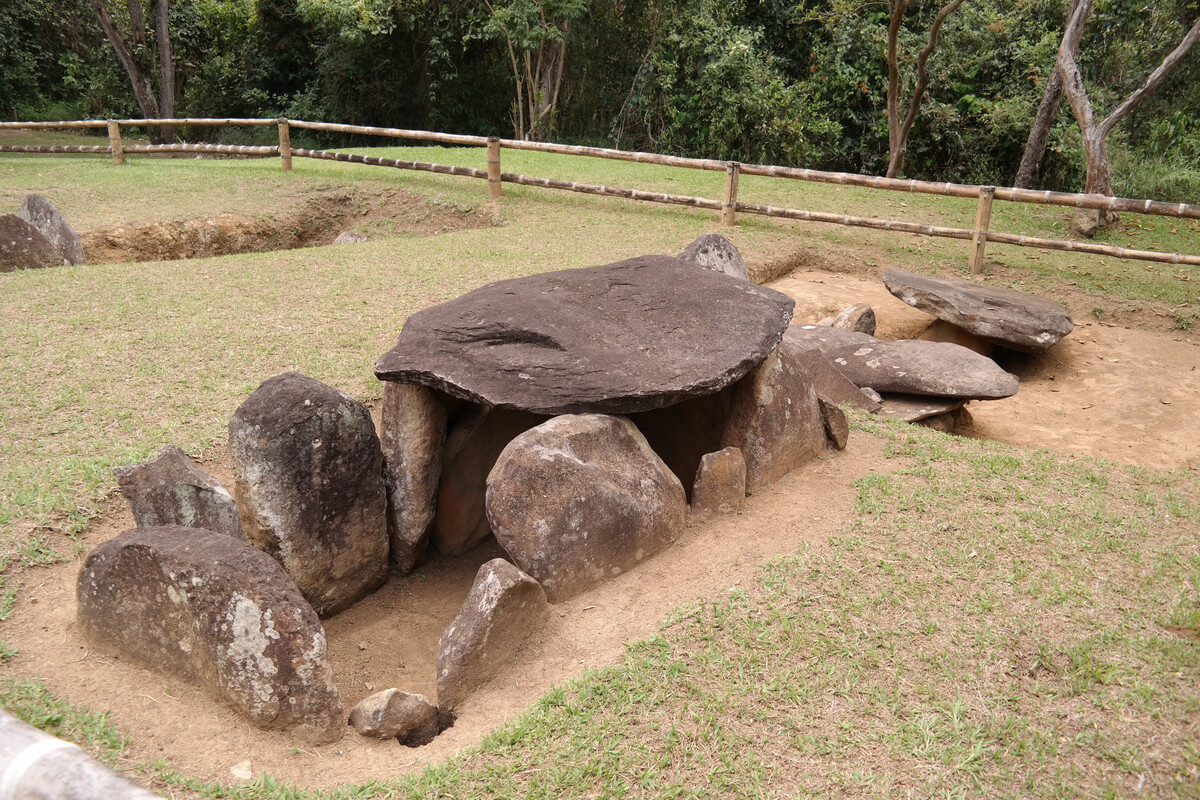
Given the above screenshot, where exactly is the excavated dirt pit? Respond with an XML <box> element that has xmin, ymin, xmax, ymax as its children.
<box><xmin>79</xmin><ymin>188</ymin><xmax>490</xmax><ymax>263</ymax></box>
<box><xmin>4</xmin><ymin>261</ymin><xmax>1198</xmax><ymax>791</ymax></box>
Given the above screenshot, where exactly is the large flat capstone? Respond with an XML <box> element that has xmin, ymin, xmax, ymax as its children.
<box><xmin>883</xmin><ymin>269</ymin><xmax>1073</xmax><ymax>352</ymax></box>
<box><xmin>375</xmin><ymin>256</ymin><xmax>795</xmax><ymax>415</ymax></box>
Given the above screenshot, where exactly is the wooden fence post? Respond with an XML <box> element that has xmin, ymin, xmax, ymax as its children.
<box><xmin>970</xmin><ymin>185</ymin><xmax>996</xmax><ymax>273</ymax></box>
<box><xmin>277</xmin><ymin>118</ymin><xmax>292</xmax><ymax>172</ymax></box>
<box><xmin>487</xmin><ymin>136</ymin><xmax>502</xmax><ymax>203</ymax></box>
<box><xmin>721</xmin><ymin>162</ymin><xmax>740</xmax><ymax>227</ymax></box>
<box><xmin>106</xmin><ymin>120</ymin><xmax>124</xmax><ymax>165</ymax></box>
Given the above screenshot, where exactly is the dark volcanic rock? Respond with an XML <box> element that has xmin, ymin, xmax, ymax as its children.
<box><xmin>678</xmin><ymin>233</ymin><xmax>749</xmax><ymax>280</ymax></box>
<box><xmin>721</xmin><ymin>340</ymin><xmax>826</xmax><ymax>492</ymax></box>
<box><xmin>0</xmin><ymin>214</ymin><xmax>58</xmax><ymax>271</ymax></box>
<box><xmin>381</xmin><ymin>383</ymin><xmax>448</xmax><ymax>572</ymax></box>
<box><xmin>690</xmin><ymin>447</ymin><xmax>746</xmax><ymax>516</ymax></box>
<box><xmin>113</xmin><ymin>445</ymin><xmax>243</xmax><ymax>539</ymax></box>
<box><xmin>883</xmin><ymin>269</ymin><xmax>1073</xmax><ymax>352</ymax></box>
<box><xmin>17</xmin><ymin>194</ymin><xmax>84</xmax><ymax>265</ymax></box>
<box><xmin>486</xmin><ymin>414</ymin><xmax>686</xmax><ymax>602</ymax></box>
<box><xmin>348</xmin><ymin>689</ymin><xmax>440</xmax><ymax>746</ymax></box>
<box><xmin>228</xmin><ymin>372</ymin><xmax>388</xmax><ymax>617</ymax></box>
<box><xmin>436</xmin><ymin>558</ymin><xmax>549</xmax><ymax>710</ymax></box>
<box><xmin>375</xmin><ymin>256</ymin><xmax>795</xmax><ymax>415</ymax></box>
<box><xmin>76</xmin><ymin>526</ymin><xmax>343</xmax><ymax>743</ymax></box>
<box><xmin>785</xmin><ymin>325</ymin><xmax>1019</xmax><ymax>400</ymax></box>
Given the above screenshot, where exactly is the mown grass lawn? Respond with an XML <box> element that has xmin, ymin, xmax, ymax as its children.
<box><xmin>1</xmin><ymin>141</ymin><xmax>1198</xmax><ymax>798</ymax></box>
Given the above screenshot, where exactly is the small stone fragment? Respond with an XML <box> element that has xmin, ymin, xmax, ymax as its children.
<box><xmin>690</xmin><ymin>448</ymin><xmax>746</xmax><ymax>515</ymax></box>
<box><xmin>831</xmin><ymin>304</ymin><xmax>876</xmax><ymax>335</ymax></box>
<box><xmin>678</xmin><ymin>233</ymin><xmax>749</xmax><ymax>281</ymax></box>
<box><xmin>437</xmin><ymin>558</ymin><xmax>550</xmax><ymax>709</ymax></box>
<box><xmin>16</xmin><ymin>194</ymin><xmax>84</xmax><ymax>265</ymax></box>
<box><xmin>818</xmin><ymin>398</ymin><xmax>849</xmax><ymax>450</ymax></box>
<box><xmin>113</xmin><ymin>445</ymin><xmax>243</xmax><ymax>539</ymax></box>
<box><xmin>816</xmin><ymin>316</ymin><xmax>835</xmax><ymax>326</ymax></box>
<box><xmin>486</xmin><ymin>415</ymin><xmax>686</xmax><ymax>602</ymax></box>
<box><xmin>230</xmin><ymin>761</ymin><xmax>253</xmax><ymax>782</ymax></box>
<box><xmin>228</xmin><ymin>372</ymin><xmax>388</xmax><ymax>617</ymax></box>
<box><xmin>721</xmin><ymin>340</ymin><xmax>825</xmax><ymax>492</ymax></box>
<box><xmin>861</xmin><ymin>387</ymin><xmax>883</xmax><ymax>404</ymax></box>
<box><xmin>332</xmin><ymin>231</ymin><xmax>369</xmax><ymax>245</ymax></box>
<box><xmin>348</xmin><ymin>689</ymin><xmax>441</xmax><ymax>746</ymax></box>
<box><xmin>76</xmin><ymin>526</ymin><xmax>343</xmax><ymax>744</ymax></box>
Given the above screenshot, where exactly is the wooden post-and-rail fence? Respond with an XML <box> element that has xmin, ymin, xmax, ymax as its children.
<box><xmin>2</xmin><ymin>117</ymin><xmax>1199</xmax><ymax>270</ymax></box>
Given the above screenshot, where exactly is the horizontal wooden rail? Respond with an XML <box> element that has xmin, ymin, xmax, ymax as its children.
<box><xmin>497</xmin><ymin>138</ymin><xmax>728</xmax><ymax>172</ymax></box>
<box><xmin>123</xmin><ymin>143</ymin><xmax>278</xmax><ymax>156</ymax></box>
<box><xmin>292</xmin><ymin>148</ymin><xmax>488</xmax><ymax>179</ymax></box>
<box><xmin>0</xmin><ymin>120</ymin><xmax>108</xmax><ymax>129</ymax></box>
<box><xmin>289</xmin><ymin>120</ymin><xmax>488</xmax><ymax>147</ymax></box>
<box><xmin>986</xmin><ymin>230</ymin><xmax>1200</xmax><ymax>266</ymax></box>
<box><xmin>499</xmin><ymin>172</ymin><xmax>724</xmax><ymax>211</ymax></box>
<box><xmin>0</xmin><ymin>144</ymin><xmax>111</xmax><ymax>154</ymax></box>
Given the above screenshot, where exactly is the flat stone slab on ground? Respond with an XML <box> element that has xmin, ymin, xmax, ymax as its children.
<box><xmin>877</xmin><ymin>393</ymin><xmax>967</xmax><ymax>423</ymax></box>
<box><xmin>76</xmin><ymin>526</ymin><xmax>343</xmax><ymax>744</ymax></box>
<box><xmin>375</xmin><ymin>255</ymin><xmax>795</xmax><ymax>415</ymax></box>
<box><xmin>883</xmin><ymin>269</ymin><xmax>1073</xmax><ymax>352</ymax></box>
<box><xmin>785</xmin><ymin>325</ymin><xmax>1019</xmax><ymax>400</ymax></box>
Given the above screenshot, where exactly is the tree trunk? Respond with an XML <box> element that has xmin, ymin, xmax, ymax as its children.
<box><xmin>1058</xmin><ymin>0</ymin><xmax>1200</xmax><ymax>232</ymax></box>
<box><xmin>90</xmin><ymin>0</ymin><xmax>161</xmax><ymax>136</ymax></box>
<box><xmin>884</xmin><ymin>0</ymin><xmax>910</xmax><ymax>178</ymax></box>
<box><xmin>1015</xmin><ymin>0</ymin><xmax>1081</xmax><ymax>189</ymax></box>
<box><xmin>153</xmin><ymin>0</ymin><xmax>174</xmax><ymax>142</ymax></box>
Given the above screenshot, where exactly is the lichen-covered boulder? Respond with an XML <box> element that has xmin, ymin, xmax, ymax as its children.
<box><xmin>0</xmin><ymin>214</ymin><xmax>58</xmax><ymax>271</ymax></box>
<box><xmin>486</xmin><ymin>414</ymin><xmax>687</xmax><ymax>602</ymax></box>
<box><xmin>113</xmin><ymin>445</ymin><xmax>243</xmax><ymax>539</ymax></box>
<box><xmin>348</xmin><ymin>689</ymin><xmax>441</xmax><ymax>746</ymax></box>
<box><xmin>76</xmin><ymin>526</ymin><xmax>343</xmax><ymax>744</ymax></box>
<box><xmin>16</xmin><ymin>194</ymin><xmax>84</xmax><ymax>265</ymax></box>
<box><xmin>228</xmin><ymin>372</ymin><xmax>388</xmax><ymax>617</ymax></box>
<box><xmin>678</xmin><ymin>233</ymin><xmax>749</xmax><ymax>281</ymax></box>
<box><xmin>381</xmin><ymin>382</ymin><xmax>448</xmax><ymax>572</ymax></box>
<box><xmin>721</xmin><ymin>340</ymin><xmax>826</xmax><ymax>492</ymax></box>
<box><xmin>436</xmin><ymin>558</ymin><xmax>549</xmax><ymax>710</ymax></box>
<box><xmin>690</xmin><ymin>447</ymin><xmax>746</xmax><ymax>516</ymax></box>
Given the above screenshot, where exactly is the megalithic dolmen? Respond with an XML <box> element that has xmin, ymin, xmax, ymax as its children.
<box><xmin>0</xmin><ymin>710</ymin><xmax>162</xmax><ymax>800</ymax></box>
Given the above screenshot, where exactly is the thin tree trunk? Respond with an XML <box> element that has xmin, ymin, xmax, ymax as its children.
<box><xmin>1058</xmin><ymin>0</ymin><xmax>1200</xmax><ymax>229</ymax></box>
<box><xmin>886</xmin><ymin>0</ymin><xmax>964</xmax><ymax>178</ymax></box>
<box><xmin>1015</xmin><ymin>0</ymin><xmax>1081</xmax><ymax>189</ymax></box>
<box><xmin>884</xmin><ymin>0</ymin><xmax>911</xmax><ymax>177</ymax></box>
<box><xmin>153</xmin><ymin>0</ymin><xmax>174</xmax><ymax>143</ymax></box>
<box><xmin>90</xmin><ymin>0</ymin><xmax>161</xmax><ymax>131</ymax></box>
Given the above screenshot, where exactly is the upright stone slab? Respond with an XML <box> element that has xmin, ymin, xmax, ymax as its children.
<box><xmin>818</xmin><ymin>398</ymin><xmax>849</xmax><ymax>450</ymax></box>
<box><xmin>76</xmin><ymin>526</ymin><xmax>343</xmax><ymax>744</ymax></box>
<box><xmin>721</xmin><ymin>340</ymin><xmax>826</xmax><ymax>492</ymax></box>
<box><xmin>381</xmin><ymin>382</ymin><xmax>447</xmax><ymax>572</ymax></box>
<box><xmin>486</xmin><ymin>415</ymin><xmax>687</xmax><ymax>602</ymax></box>
<box><xmin>16</xmin><ymin>194</ymin><xmax>84</xmax><ymax>265</ymax></box>
<box><xmin>228</xmin><ymin>372</ymin><xmax>388</xmax><ymax>617</ymax></box>
<box><xmin>785</xmin><ymin>325</ymin><xmax>1019</xmax><ymax>400</ymax></box>
<box><xmin>0</xmin><ymin>214</ymin><xmax>58</xmax><ymax>271</ymax></box>
<box><xmin>113</xmin><ymin>445</ymin><xmax>243</xmax><ymax>539</ymax></box>
<box><xmin>691</xmin><ymin>448</ymin><xmax>746</xmax><ymax>515</ymax></box>
<box><xmin>436</xmin><ymin>558</ymin><xmax>550</xmax><ymax>710</ymax></box>
<box><xmin>883</xmin><ymin>269</ymin><xmax>1074</xmax><ymax>352</ymax></box>
<box><xmin>434</xmin><ymin>407</ymin><xmax>543</xmax><ymax>556</ymax></box>
<box><xmin>678</xmin><ymin>233</ymin><xmax>750</xmax><ymax>281</ymax></box>
<box><xmin>791</xmin><ymin>348</ymin><xmax>881</xmax><ymax>412</ymax></box>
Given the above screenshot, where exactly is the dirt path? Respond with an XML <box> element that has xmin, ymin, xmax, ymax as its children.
<box><xmin>771</xmin><ymin>269</ymin><xmax>1200</xmax><ymax>470</ymax></box>
<box><xmin>4</xmin><ymin>437</ymin><xmax>880</xmax><ymax>790</ymax></box>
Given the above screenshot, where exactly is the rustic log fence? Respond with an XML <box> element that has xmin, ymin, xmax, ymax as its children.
<box><xmin>2</xmin><ymin>116</ymin><xmax>1199</xmax><ymax>269</ymax></box>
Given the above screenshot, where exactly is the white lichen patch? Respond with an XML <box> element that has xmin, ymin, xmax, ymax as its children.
<box><xmin>222</xmin><ymin>593</ymin><xmax>281</xmax><ymax>710</ymax></box>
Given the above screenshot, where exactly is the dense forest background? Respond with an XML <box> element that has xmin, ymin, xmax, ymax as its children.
<box><xmin>2</xmin><ymin>0</ymin><xmax>1198</xmax><ymax>199</ymax></box>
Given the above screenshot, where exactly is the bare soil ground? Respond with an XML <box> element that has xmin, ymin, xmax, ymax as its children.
<box><xmin>3</xmin><ymin>253</ymin><xmax>1196</xmax><ymax>791</ymax></box>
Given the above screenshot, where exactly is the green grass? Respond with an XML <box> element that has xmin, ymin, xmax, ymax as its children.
<box><xmin>4</xmin><ymin>418</ymin><xmax>1198</xmax><ymax>798</ymax></box>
